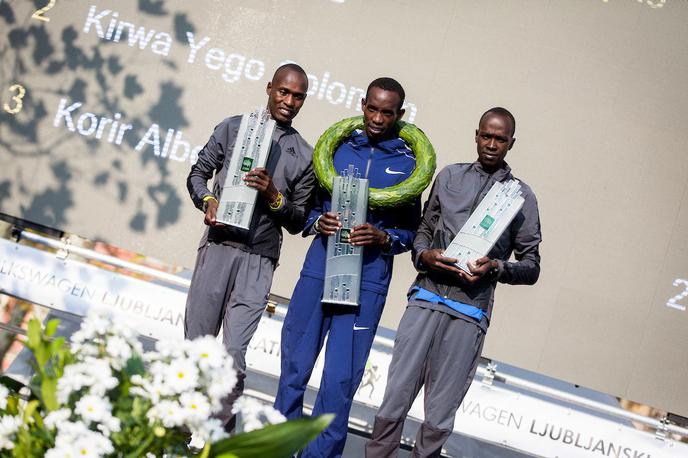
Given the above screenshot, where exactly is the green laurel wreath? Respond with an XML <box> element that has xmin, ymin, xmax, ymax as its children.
<box><xmin>313</xmin><ymin>116</ymin><xmax>436</xmax><ymax>208</ymax></box>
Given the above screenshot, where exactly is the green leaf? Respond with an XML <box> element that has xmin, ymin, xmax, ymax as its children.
<box><xmin>41</xmin><ymin>377</ymin><xmax>58</xmax><ymax>411</ymax></box>
<box><xmin>6</xmin><ymin>395</ymin><xmax>19</xmax><ymax>415</ymax></box>
<box><xmin>50</xmin><ymin>335</ymin><xmax>65</xmax><ymax>353</ymax></box>
<box><xmin>22</xmin><ymin>399</ymin><xmax>39</xmax><ymax>424</ymax></box>
<box><xmin>124</xmin><ymin>356</ymin><xmax>146</xmax><ymax>377</ymax></box>
<box><xmin>124</xmin><ymin>433</ymin><xmax>154</xmax><ymax>458</ymax></box>
<box><xmin>196</xmin><ymin>443</ymin><xmax>212</xmax><ymax>458</ymax></box>
<box><xmin>26</xmin><ymin>319</ymin><xmax>41</xmax><ymax>350</ymax></box>
<box><xmin>44</xmin><ymin>319</ymin><xmax>60</xmax><ymax>338</ymax></box>
<box><xmin>209</xmin><ymin>415</ymin><xmax>333</xmax><ymax>458</ymax></box>
<box><xmin>33</xmin><ymin>344</ymin><xmax>48</xmax><ymax>371</ymax></box>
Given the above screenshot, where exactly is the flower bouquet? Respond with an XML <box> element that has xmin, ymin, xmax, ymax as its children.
<box><xmin>0</xmin><ymin>311</ymin><xmax>330</xmax><ymax>457</ymax></box>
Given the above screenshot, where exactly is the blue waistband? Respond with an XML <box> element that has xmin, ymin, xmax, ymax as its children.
<box><xmin>410</xmin><ymin>286</ymin><xmax>485</xmax><ymax>321</ymax></box>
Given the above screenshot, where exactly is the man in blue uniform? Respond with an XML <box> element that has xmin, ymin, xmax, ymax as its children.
<box><xmin>275</xmin><ymin>78</ymin><xmax>421</xmax><ymax>457</ymax></box>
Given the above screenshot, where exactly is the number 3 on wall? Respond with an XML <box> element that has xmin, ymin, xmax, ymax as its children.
<box><xmin>32</xmin><ymin>0</ymin><xmax>56</xmax><ymax>22</ymax></box>
<box><xmin>666</xmin><ymin>279</ymin><xmax>688</xmax><ymax>311</ymax></box>
<box><xmin>3</xmin><ymin>84</ymin><xmax>26</xmax><ymax>115</ymax></box>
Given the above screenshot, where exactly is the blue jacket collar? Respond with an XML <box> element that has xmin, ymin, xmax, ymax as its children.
<box><xmin>349</xmin><ymin>129</ymin><xmax>408</xmax><ymax>152</ymax></box>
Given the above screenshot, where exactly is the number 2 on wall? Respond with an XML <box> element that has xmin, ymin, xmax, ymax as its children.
<box><xmin>32</xmin><ymin>0</ymin><xmax>57</xmax><ymax>22</ymax></box>
<box><xmin>666</xmin><ymin>279</ymin><xmax>688</xmax><ymax>311</ymax></box>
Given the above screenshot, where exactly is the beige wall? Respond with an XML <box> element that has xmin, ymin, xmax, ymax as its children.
<box><xmin>1</xmin><ymin>0</ymin><xmax>687</xmax><ymax>415</ymax></box>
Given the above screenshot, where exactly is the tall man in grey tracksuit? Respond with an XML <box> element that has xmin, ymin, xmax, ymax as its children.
<box><xmin>366</xmin><ymin>107</ymin><xmax>542</xmax><ymax>457</ymax></box>
<box><xmin>185</xmin><ymin>64</ymin><xmax>317</xmax><ymax>428</ymax></box>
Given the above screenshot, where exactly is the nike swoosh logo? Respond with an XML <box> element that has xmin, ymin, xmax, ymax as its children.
<box><xmin>353</xmin><ymin>325</ymin><xmax>370</xmax><ymax>331</ymax></box>
<box><xmin>385</xmin><ymin>167</ymin><xmax>405</xmax><ymax>175</ymax></box>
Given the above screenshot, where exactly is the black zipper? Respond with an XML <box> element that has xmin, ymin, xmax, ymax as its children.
<box><xmin>470</xmin><ymin>172</ymin><xmax>493</xmax><ymax>214</ymax></box>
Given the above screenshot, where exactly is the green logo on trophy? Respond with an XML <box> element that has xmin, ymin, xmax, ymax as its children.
<box><xmin>339</xmin><ymin>228</ymin><xmax>351</xmax><ymax>244</ymax></box>
<box><xmin>480</xmin><ymin>215</ymin><xmax>495</xmax><ymax>230</ymax></box>
<box><xmin>240</xmin><ymin>157</ymin><xmax>254</xmax><ymax>172</ymax></box>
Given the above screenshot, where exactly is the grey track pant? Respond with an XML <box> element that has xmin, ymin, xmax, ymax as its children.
<box><xmin>366</xmin><ymin>305</ymin><xmax>485</xmax><ymax>458</ymax></box>
<box><xmin>184</xmin><ymin>243</ymin><xmax>274</xmax><ymax>425</ymax></box>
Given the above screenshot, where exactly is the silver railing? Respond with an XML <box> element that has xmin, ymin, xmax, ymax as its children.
<box><xmin>9</xmin><ymin>229</ymin><xmax>688</xmax><ymax>440</ymax></box>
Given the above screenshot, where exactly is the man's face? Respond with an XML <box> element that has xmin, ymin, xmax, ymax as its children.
<box><xmin>475</xmin><ymin>113</ymin><xmax>515</xmax><ymax>171</ymax></box>
<box><xmin>361</xmin><ymin>87</ymin><xmax>405</xmax><ymax>142</ymax></box>
<box><xmin>266</xmin><ymin>70</ymin><xmax>308</xmax><ymax>124</ymax></box>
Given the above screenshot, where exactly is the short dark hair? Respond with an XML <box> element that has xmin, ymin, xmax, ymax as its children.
<box><xmin>479</xmin><ymin>107</ymin><xmax>516</xmax><ymax>136</ymax></box>
<box><xmin>272</xmin><ymin>63</ymin><xmax>308</xmax><ymax>84</ymax></box>
<box><xmin>366</xmin><ymin>77</ymin><xmax>405</xmax><ymax>110</ymax></box>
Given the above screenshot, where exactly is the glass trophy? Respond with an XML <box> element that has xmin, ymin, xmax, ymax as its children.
<box><xmin>323</xmin><ymin>165</ymin><xmax>369</xmax><ymax>306</ymax></box>
<box><xmin>443</xmin><ymin>180</ymin><xmax>525</xmax><ymax>273</ymax></box>
<box><xmin>216</xmin><ymin>108</ymin><xmax>276</xmax><ymax>229</ymax></box>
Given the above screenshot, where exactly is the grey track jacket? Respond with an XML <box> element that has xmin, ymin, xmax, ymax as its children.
<box><xmin>412</xmin><ymin>161</ymin><xmax>541</xmax><ymax>321</ymax></box>
<box><xmin>187</xmin><ymin>115</ymin><xmax>316</xmax><ymax>262</ymax></box>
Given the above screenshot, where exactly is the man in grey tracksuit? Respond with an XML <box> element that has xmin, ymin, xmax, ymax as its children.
<box><xmin>366</xmin><ymin>107</ymin><xmax>542</xmax><ymax>457</ymax></box>
<box><xmin>185</xmin><ymin>64</ymin><xmax>316</xmax><ymax>428</ymax></box>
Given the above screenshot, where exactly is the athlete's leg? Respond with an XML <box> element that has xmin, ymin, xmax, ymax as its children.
<box><xmin>274</xmin><ymin>276</ymin><xmax>329</xmax><ymax>420</ymax></box>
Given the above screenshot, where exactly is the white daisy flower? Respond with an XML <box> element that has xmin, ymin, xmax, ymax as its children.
<box><xmin>179</xmin><ymin>391</ymin><xmax>211</xmax><ymax>424</ymax></box>
<box><xmin>75</xmin><ymin>395</ymin><xmax>110</xmax><ymax>421</ymax></box>
<box><xmin>44</xmin><ymin>408</ymin><xmax>72</xmax><ymax>429</ymax></box>
<box><xmin>147</xmin><ymin>399</ymin><xmax>186</xmax><ymax>428</ymax></box>
<box><xmin>0</xmin><ymin>415</ymin><xmax>22</xmax><ymax>450</ymax></box>
<box><xmin>232</xmin><ymin>396</ymin><xmax>286</xmax><ymax>432</ymax></box>
<box><xmin>206</xmin><ymin>366</ymin><xmax>238</xmax><ymax>410</ymax></box>
<box><xmin>191</xmin><ymin>417</ymin><xmax>228</xmax><ymax>444</ymax></box>
<box><xmin>104</xmin><ymin>335</ymin><xmax>133</xmax><ymax>370</ymax></box>
<box><xmin>187</xmin><ymin>336</ymin><xmax>227</xmax><ymax>371</ymax></box>
<box><xmin>0</xmin><ymin>385</ymin><xmax>9</xmax><ymax>410</ymax></box>
<box><xmin>160</xmin><ymin>358</ymin><xmax>199</xmax><ymax>394</ymax></box>
<box><xmin>51</xmin><ymin>421</ymin><xmax>114</xmax><ymax>457</ymax></box>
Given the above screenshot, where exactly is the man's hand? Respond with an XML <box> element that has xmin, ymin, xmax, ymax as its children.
<box><xmin>317</xmin><ymin>212</ymin><xmax>341</xmax><ymax>235</ymax></box>
<box><xmin>244</xmin><ymin>167</ymin><xmax>279</xmax><ymax>204</ymax></box>
<box><xmin>349</xmin><ymin>223</ymin><xmax>387</xmax><ymax>247</ymax></box>
<box><xmin>460</xmin><ymin>256</ymin><xmax>493</xmax><ymax>284</ymax></box>
<box><xmin>204</xmin><ymin>198</ymin><xmax>222</xmax><ymax>226</ymax></box>
<box><xmin>419</xmin><ymin>249</ymin><xmax>464</xmax><ymax>276</ymax></box>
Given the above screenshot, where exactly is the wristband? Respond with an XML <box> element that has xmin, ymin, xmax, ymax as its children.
<box><xmin>269</xmin><ymin>192</ymin><xmax>284</xmax><ymax>211</ymax></box>
<box><xmin>202</xmin><ymin>195</ymin><xmax>217</xmax><ymax>212</ymax></box>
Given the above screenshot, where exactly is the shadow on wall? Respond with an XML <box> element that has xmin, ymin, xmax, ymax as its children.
<box><xmin>0</xmin><ymin>1</ymin><xmax>199</xmax><ymax>236</ymax></box>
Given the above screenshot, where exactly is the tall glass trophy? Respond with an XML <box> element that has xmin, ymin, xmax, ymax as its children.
<box><xmin>323</xmin><ymin>165</ymin><xmax>369</xmax><ymax>306</ymax></box>
<box><xmin>443</xmin><ymin>180</ymin><xmax>524</xmax><ymax>273</ymax></box>
<box><xmin>216</xmin><ymin>108</ymin><xmax>276</xmax><ymax>229</ymax></box>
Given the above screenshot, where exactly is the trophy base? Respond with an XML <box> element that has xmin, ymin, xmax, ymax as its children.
<box><xmin>321</xmin><ymin>298</ymin><xmax>359</xmax><ymax>307</ymax></box>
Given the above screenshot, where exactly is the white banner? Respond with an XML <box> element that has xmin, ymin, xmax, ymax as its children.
<box><xmin>1</xmin><ymin>238</ymin><xmax>686</xmax><ymax>457</ymax></box>
<box><xmin>246</xmin><ymin>315</ymin><xmax>688</xmax><ymax>458</ymax></box>
<box><xmin>0</xmin><ymin>238</ymin><xmax>186</xmax><ymax>341</ymax></box>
